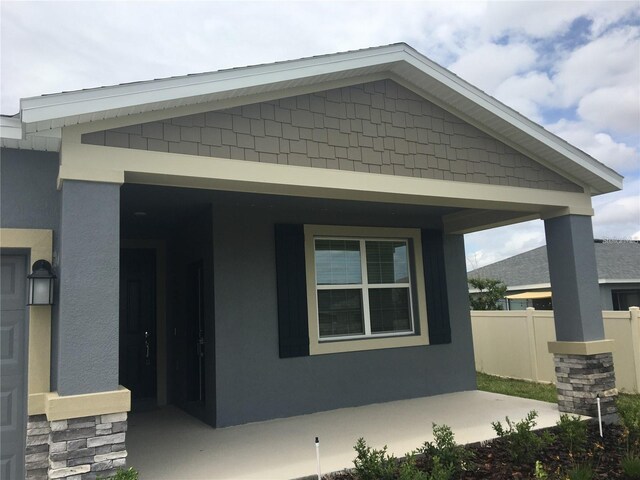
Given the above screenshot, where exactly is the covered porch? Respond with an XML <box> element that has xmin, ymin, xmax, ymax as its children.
<box><xmin>127</xmin><ymin>390</ymin><xmax>561</xmax><ymax>479</ymax></box>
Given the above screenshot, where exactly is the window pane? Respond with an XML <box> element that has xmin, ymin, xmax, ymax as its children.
<box><xmin>315</xmin><ymin>239</ymin><xmax>362</xmax><ymax>285</ymax></box>
<box><xmin>366</xmin><ymin>241</ymin><xmax>409</xmax><ymax>284</ymax></box>
<box><xmin>318</xmin><ymin>289</ymin><xmax>364</xmax><ymax>337</ymax></box>
<box><xmin>368</xmin><ymin>288</ymin><xmax>411</xmax><ymax>333</ymax></box>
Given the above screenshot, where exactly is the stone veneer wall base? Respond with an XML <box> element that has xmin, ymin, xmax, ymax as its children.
<box><xmin>25</xmin><ymin>412</ymin><xmax>128</xmax><ymax>480</ymax></box>
<box><xmin>554</xmin><ymin>352</ymin><xmax>617</xmax><ymax>417</ymax></box>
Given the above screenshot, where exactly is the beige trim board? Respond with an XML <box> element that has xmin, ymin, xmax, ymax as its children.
<box><xmin>59</xmin><ymin>142</ymin><xmax>595</xmax><ymax>219</ymax></box>
<box><xmin>548</xmin><ymin>340</ymin><xmax>615</xmax><ymax>356</ymax></box>
<box><xmin>0</xmin><ymin>228</ymin><xmax>53</xmax><ymax>414</ymax></box>
<box><xmin>28</xmin><ymin>393</ymin><xmax>48</xmax><ymax>416</ymax></box>
<box><xmin>45</xmin><ymin>386</ymin><xmax>131</xmax><ymax>421</ymax></box>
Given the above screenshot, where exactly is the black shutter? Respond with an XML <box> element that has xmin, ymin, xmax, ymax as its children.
<box><xmin>275</xmin><ymin>224</ymin><xmax>310</xmax><ymax>358</ymax></box>
<box><xmin>421</xmin><ymin>229</ymin><xmax>452</xmax><ymax>344</ymax></box>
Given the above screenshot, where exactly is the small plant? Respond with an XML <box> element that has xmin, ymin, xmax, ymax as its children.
<box><xmin>534</xmin><ymin>460</ymin><xmax>548</xmax><ymax>479</ymax></box>
<box><xmin>397</xmin><ymin>452</ymin><xmax>429</xmax><ymax>480</ymax></box>
<box><xmin>491</xmin><ymin>410</ymin><xmax>553</xmax><ymax>464</ymax></box>
<box><xmin>419</xmin><ymin>423</ymin><xmax>471</xmax><ymax>474</ymax></box>
<box><xmin>622</xmin><ymin>454</ymin><xmax>640</xmax><ymax>479</ymax></box>
<box><xmin>556</xmin><ymin>414</ymin><xmax>587</xmax><ymax>455</ymax></box>
<box><xmin>353</xmin><ymin>437</ymin><xmax>397</xmax><ymax>480</ymax></box>
<box><xmin>103</xmin><ymin>468</ymin><xmax>139</xmax><ymax>480</ymax></box>
<box><xmin>565</xmin><ymin>464</ymin><xmax>593</xmax><ymax>480</ymax></box>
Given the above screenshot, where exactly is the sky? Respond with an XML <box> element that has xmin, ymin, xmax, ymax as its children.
<box><xmin>1</xmin><ymin>1</ymin><xmax>639</xmax><ymax>269</ymax></box>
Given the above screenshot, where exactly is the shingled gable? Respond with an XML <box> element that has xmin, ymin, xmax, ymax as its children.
<box><xmin>4</xmin><ymin>43</ymin><xmax>623</xmax><ymax>195</ymax></box>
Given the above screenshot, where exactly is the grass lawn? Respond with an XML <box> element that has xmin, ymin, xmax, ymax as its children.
<box><xmin>477</xmin><ymin>371</ymin><xmax>640</xmax><ymax>407</ymax></box>
<box><xmin>476</xmin><ymin>371</ymin><xmax>557</xmax><ymax>403</ymax></box>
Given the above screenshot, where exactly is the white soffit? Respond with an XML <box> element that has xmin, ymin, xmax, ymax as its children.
<box><xmin>0</xmin><ymin>116</ymin><xmax>61</xmax><ymax>152</ymax></box>
<box><xmin>13</xmin><ymin>43</ymin><xmax>622</xmax><ymax>194</ymax></box>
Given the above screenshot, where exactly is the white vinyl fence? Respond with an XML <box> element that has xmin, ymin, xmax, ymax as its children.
<box><xmin>471</xmin><ymin>307</ymin><xmax>640</xmax><ymax>393</ymax></box>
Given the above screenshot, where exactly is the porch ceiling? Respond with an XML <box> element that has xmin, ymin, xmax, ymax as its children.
<box><xmin>120</xmin><ymin>184</ymin><xmax>459</xmax><ymax>236</ymax></box>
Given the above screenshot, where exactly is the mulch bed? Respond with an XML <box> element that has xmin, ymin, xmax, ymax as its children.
<box><xmin>456</xmin><ymin>422</ymin><xmax>627</xmax><ymax>479</ymax></box>
<box><xmin>327</xmin><ymin>421</ymin><xmax>630</xmax><ymax>479</ymax></box>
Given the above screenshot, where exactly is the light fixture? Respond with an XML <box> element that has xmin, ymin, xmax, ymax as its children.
<box><xmin>27</xmin><ymin>260</ymin><xmax>56</xmax><ymax>306</ymax></box>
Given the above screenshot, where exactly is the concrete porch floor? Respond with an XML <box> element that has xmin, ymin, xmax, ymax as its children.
<box><xmin>127</xmin><ymin>390</ymin><xmax>561</xmax><ymax>480</ymax></box>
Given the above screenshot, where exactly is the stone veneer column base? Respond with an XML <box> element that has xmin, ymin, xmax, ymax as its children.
<box><xmin>48</xmin><ymin>412</ymin><xmax>128</xmax><ymax>480</ymax></box>
<box><xmin>553</xmin><ymin>352</ymin><xmax>617</xmax><ymax>417</ymax></box>
<box><xmin>26</xmin><ymin>415</ymin><xmax>51</xmax><ymax>480</ymax></box>
<box><xmin>27</xmin><ymin>412</ymin><xmax>129</xmax><ymax>480</ymax></box>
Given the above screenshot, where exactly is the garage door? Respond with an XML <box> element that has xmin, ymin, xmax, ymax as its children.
<box><xmin>1</xmin><ymin>255</ymin><xmax>27</xmax><ymax>480</ymax></box>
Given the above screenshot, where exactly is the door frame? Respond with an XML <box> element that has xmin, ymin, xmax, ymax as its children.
<box><xmin>120</xmin><ymin>240</ymin><xmax>167</xmax><ymax>406</ymax></box>
<box><xmin>0</xmin><ymin>228</ymin><xmax>52</xmax><ymax>415</ymax></box>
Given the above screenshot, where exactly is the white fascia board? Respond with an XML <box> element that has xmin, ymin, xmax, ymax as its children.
<box><xmin>598</xmin><ymin>279</ymin><xmax>640</xmax><ymax>284</ymax></box>
<box><xmin>19</xmin><ymin>45</ymin><xmax>407</xmax><ymax>125</ymax></box>
<box><xmin>0</xmin><ymin>116</ymin><xmax>23</xmax><ymax>140</ymax></box>
<box><xmin>397</xmin><ymin>48</ymin><xmax>622</xmax><ymax>192</ymax></box>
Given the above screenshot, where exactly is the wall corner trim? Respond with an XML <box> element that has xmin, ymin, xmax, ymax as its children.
<box><xmin>548</xmin><ymin>339</ymin><xmax>614</xmax><ymax>356</ymax></box>
<box><xmin>44</xmin><ymin>386</ymin><xmax>131</xmax><ymax>421</ymax></box>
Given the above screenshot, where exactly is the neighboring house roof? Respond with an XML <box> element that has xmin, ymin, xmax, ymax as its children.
<box><xmin>469</xmin><ymin>240</ymin><xmax>640</xmax><ymax>290</ymax></box>
<box><xmin>0</xmin><ymin>43</ymin><xmax>622</xmax><ymax>194</ymax></box>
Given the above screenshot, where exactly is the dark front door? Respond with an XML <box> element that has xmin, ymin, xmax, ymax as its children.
<box><xmin>119</xmin><ymin>249</ymin><xmax>156</xmax><ymax>404</ymax></box>
<box><xmin>0</xmin><ymin>255</ymin><xmax>27</xmax><ymax>480</ymax></box>
<box><xmin>186</xmin><ymin>260</ymin><xmax>206</xmax><ymax>405</ymax></box>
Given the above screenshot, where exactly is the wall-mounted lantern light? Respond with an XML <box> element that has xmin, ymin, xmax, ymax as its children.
<box><xmin>27</xmin><ymin>260</ymin><xmax>56</xmax><ymax>306</ymax></box>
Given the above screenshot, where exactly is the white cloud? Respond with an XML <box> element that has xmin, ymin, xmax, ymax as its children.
<box><xmin>577</xmin><ymin>85</ymin><xmax>640</xmax><ymax>134</ymax></box>
<box><xmin>493</xmin><ymin>71</ymin><xmax>555</xmax><ymax>121</ymax></box>
<box><xmin>552</xmin><ymin>26</ymin><xmax>640</xmax><ymax>108</ymax></box>
<box><xmin>448</xmin><ymin>43</ymin><xmax>538</xmax><ymax>92</ymax></box>
<box><xmin>592</xmin><ymin>177</ymin><xmax>640</xmax><ymax>239</ymax></box>
<box><xmin>547</xmin><ymin>119</ymin><xmax>639</xmax><ymax>173</ymax></box>
<box><xmin>465</xmin><ymin>220</ymin><xmax>546</xmax><ymax>270</ymax></box>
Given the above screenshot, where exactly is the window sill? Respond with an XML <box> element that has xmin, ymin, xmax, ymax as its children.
<box><xmin>310</xmin><ymin>331</ymin><xmax>429</xmax><ymax>355</ymax></box>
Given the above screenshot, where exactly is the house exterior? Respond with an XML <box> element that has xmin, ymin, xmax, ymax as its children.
<box><xmin>469</xmin><ymin>240</ymin><xmax>640</xmax><ymax>310</ymax></box>
<box><xmin>0</xmin><ymin>44</ymin><xmax>623</xmax><ymax>479</ymax></box>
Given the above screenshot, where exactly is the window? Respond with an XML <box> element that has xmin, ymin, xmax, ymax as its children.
<box><xmin>612</xmin><ymin>289</ymin><xmax>640</xmax><ymax>311</ymax></box>
<box><xmin>304</xmin><ymin>225</ymin><xmax>429</xmax><ymax>355</ymax></box>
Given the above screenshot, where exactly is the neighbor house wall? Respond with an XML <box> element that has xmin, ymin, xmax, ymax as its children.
<box><xmin>83</xmin><ymin>80</ymin><xmax>581</xmax><ymax>193</ymax></box>
<box><xmin>212</xmin><ymin>197</ymin><xmax>476</xmax><ymax>427</ymax></box>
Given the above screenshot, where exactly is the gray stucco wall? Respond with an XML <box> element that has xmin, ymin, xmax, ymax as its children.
<box><xmin>83</xmin><ymin>80</ymin><xmax>580</xmax><ymax>193</ymax></box>
<box><xmin>1</xmin><ymin>147</ymin><xmax>62</xmax><ymax>388</ymax></box>
<box><xmin>57</xmin><ymin>180</ymin><xmax>120</xmax><ymax>395</ymax></box>
<box><xmin>0</xmin><ymin>148</ymin><xmax>60</xmax><ymax>237</ymax></box>
<box><xmin>212</xmin><ymin>198</ymin><xmax>476</xmax><ymax>427</ymax></box>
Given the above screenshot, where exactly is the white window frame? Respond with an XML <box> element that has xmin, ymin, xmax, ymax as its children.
<box><xmin>304</xmin><ymin>225</ymin><xmax>430</xmax><ymax>355</ymax></box>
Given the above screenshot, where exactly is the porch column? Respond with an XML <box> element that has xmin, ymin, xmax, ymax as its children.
<box><xmin>58</xmin><ymin>180</ymin><xmax>120</xmax><ymax>395</ymax></box>
<box><xmin>51</xmin><ymin>180</ymin><xmax>129</xmax><ymax>480</ymax></box>
<box><xmin>544</xmin><ymin>214</ymin><xmax>616</xmax><ymax>416</ymax></box>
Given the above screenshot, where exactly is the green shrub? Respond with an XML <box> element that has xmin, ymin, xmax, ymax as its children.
<box><xmin>566</xmin><ymin>464</ymin><xmax>593</xmax><ymax>480</ymax></box>
<box><xmin>103</xmin><ymin>468</ymin><xmax>138</xmax><ymax>480</ymax></box>
<box><xmin>419</xmin><ymin>423</ymin><xmax>471</xmax><ymax>474</ymax></box>
<box><xmin>622</xmin><ymin>454</ymin><xmax>640</xmax><ymax>479</ymax></box>
<box><xmin>618</xmin><ymin>395</ymin><xmax>640</xmax><ymax>451</ymax></box>
<box><xmin>556</xmin><ymin>414</ymin><xmax>587</xmax><ymax>455</ymax></box>
<box><xmin>491</xmin><ymin>410</ymin><xmax>553</xmax><ymax>464</ymax></box>
<box><xmin>427</xmin><ymin>456</ymin><xmax>454</xmax><ymax>480</ymax></box>
<box><xmin>353</xmin><ymin>437</ymin><xmax>396</xmax><ymax>480</ymax></box>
